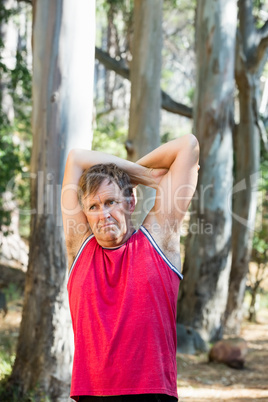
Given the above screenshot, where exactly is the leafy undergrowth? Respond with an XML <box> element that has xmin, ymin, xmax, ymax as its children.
<box><xmin>0</xmin><ymin>301</ymin><xmax>21</xmax><ymax>381</ymax></box>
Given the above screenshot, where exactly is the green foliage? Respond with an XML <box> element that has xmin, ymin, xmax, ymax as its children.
<box><xmin>2</xmin><ymin>283</ymin><xmax>23</xmax><ymax>303</ymax></box>
<box><xmin>161</xmin><ymin>69</ymin><xmax>174</xmax><ymax>91</ymax></box>
<box><xmin>93</xmin><ymin>118</ymin><xmax>127</xmax><ymax>158</ymax></box>
<box><xmin>0</xmin><ymin>341</ymin><xmax>15</xmax><ymax>381</ymax></box>
<box><xmin>96</xmin><ymin>0</ymin><xmax>133</xmax><ymax>52</ymax></box>
<box><xmin>11</xmin><ymin>49</ymin><xmax>32</xmax><ymax>137</ymax></box>
<box><xmin>253</xmin><ymin>0</ymin><xmax>268</xmax><ymax>28</ymax></box>
<box><xmin>0</xmin><ymin>115</ymin><xmax>22</xmax><ymax>235</ymax></box>
<box><xmin>0</xmin><ymin>3</ymin><xmax>17</xmax><ymax>26</ymax></box>
<box><xmin>186</xmin><ymin>87</ymin><xmax>195</xmax><ymax>104</ymax></box>
<box><xmin>96</xmin><ymin>0</ymin><xmax>133</xmax><ymax>14</ymax></box>
<box><xmin>0</xmin><ymin>3</ymin><xmax>32</xmax><ymax>237</ymax></box>
<box><xmin>0</xmin><ymin>377</ymin><xmax>51</xmax><ymax>402</ymax></box>
<box><xmin>254</xmin><ymin>237</ymin><xmax>267</xmax><ymax>255</ymax></box>
<box><xmin>0</xmin><ymin>316</ymin><xmax>16</xmax><ymax>384</ymax></box>
<box><xmin>164</xmin><ymin>0</ymin><xmax>196</xmax><ymax>8</ymax></box>
<box><xmin>0</xmin><ymin>114</ymin><xmax>31</xmax><ymax>238</ymax></box>
<box><xmin>252</xmin><ymin>213</ymin><xmax>268</xmax><ymax>267</ymax></box>
<box><xmin>0</xmin><ymin>314</ymin><xmax>49</xmax><ymax>400</ymax></box>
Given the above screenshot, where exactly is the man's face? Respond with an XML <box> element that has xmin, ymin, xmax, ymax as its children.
<box><xmin>82</xmin><ymin>179</ymin><xmax>135</xmax><ymax>247</ymax></box>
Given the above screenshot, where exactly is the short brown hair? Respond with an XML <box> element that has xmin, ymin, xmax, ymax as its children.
<box><xmin>78</xmin><ymin>163</ymin><xmax>133</xmax><ymax>208</ymax></box>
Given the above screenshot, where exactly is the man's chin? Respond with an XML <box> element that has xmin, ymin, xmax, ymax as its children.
<box><xmin>98</xmin><ymin>227</ymin><xmax>119</xmax><ymax>239</ymax></box>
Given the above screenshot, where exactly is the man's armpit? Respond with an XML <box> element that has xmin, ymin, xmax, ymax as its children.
<box><xmin>66</xmin><ymin>230</ymin><xmax>91</xmax><ymax>271</ymax></box>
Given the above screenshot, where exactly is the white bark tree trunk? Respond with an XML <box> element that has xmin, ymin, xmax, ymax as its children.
<box><xmin>9</xmin><ymin>0</ymin><xmax>95</xmax><ymax>400</ymax></box>
<box><xmin>224</xmin><ymin>0</ymin><xmax>268</xmax><ymax>334</ymax></box>
<box><xmin>126</xmin><ymin>0</ymin><xmax>162</xmax><ymax>227</ymax></box>
<box><xmin>177</xmin><ymin>0</ymin><xmax>237</xmax><ymax>342</ymax></box>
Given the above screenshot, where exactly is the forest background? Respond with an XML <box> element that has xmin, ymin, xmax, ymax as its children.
<box><xmin>0</xmin><ymin>0</ymin><xmax>268</xmax><ymax>401</ymax></box>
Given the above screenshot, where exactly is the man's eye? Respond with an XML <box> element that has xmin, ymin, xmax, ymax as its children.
<box><xmin>108</xmin><ymin>200</ymin><xmax>115</xmax><ymax>205</ymax></box>
<box><xmin>89</xmin><ymin>205</ymin><xmax>96</xmax><ymax>210</ymax></box>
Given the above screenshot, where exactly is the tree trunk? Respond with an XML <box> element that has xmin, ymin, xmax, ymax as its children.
<box><xmin>224</xmin><ymin>0</ymin><xmax>266</xmax><ymax>335</ymax></box>
<box><xmin>224</xmin><ymin>72</ymin><xmax>260</xmax><ymax>334</ymax></box>
<box><xmin>9</xmin><ymin>0</ymin><xmax>95</xmax><ymax>400</ymax></box>
<box><xmin>126</xmin><ymin>0</ymin><xmax>162</xmax><ymax>227</ymax></box>
<box><xmin>177</xmin><ymin>0</ymin><xmax>237</xmax><ymax>342</ymax></box>
<box><xmin>104</xmin><ymin>3</ymin><xmax>117</xmax><ymax>109</ymax></box>
<box><xmin>248</xmin><ymin>285</ymin><xmax>258</xmax><ymax>322</ymax></box>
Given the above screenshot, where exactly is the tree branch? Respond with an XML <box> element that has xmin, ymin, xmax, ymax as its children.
<box><xmin>17</xmin><ymin>0</ymin><xmax>33</xmax><ymax>4</ymax></box>
<box><xmin>95</xmin><ymin>47</ymin><xmax>130</xmax><ymax>80</ymax></box>
<box><xmin>160</xmin><ymin>90</ymin><xmax>193</xmax><ymax>118</ymax></box>
<box><xmin>95</xmin><ymin>47</ymin><xmax>193</xmax><ymax>119</ymax></box>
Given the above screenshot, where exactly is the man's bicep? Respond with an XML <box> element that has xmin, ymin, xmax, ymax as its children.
<box><xmin>153</xmin><ymin>146</ymin><xmax>199</xmax><ymax>229</ymax></box>
<box><xmin>61</xmin><ymin>185</ymin><xmax>90</xmax><ymax>241</ymax></box>
<box><xmin>61</xmin><ymin>153</ymin><xmax>91</xmax><ymax>248</ymax></box>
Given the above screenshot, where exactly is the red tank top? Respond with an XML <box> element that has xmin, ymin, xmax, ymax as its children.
<box><xmin>67</xmin><ymin>226</ymin><xmax>182</xmax><ymax>401</ymax></box>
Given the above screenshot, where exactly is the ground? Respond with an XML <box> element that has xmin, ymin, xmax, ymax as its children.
<box><xmin>0</xmin><ymin>291</ymin><xmax>268</xmax><ymax>401</ymax></box>
<box><xmin>176</xmin><ymin>310</ymin><xmax>268</xmax><ymax>402</ymax></box>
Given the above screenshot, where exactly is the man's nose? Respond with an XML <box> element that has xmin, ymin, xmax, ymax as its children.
<box><xmin>99</xmin><ymin>205</ymin><xmax>111</xmax><ymax>219</ymax></box>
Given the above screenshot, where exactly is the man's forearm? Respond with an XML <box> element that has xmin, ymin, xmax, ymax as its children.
<box><xmin>66</xmin><ymin>149</ymin><xmax>158</xmax><ymax>188</ymax></box>
<box><xmin>136</xmin><ymin>134</ymin><xmax>199</xmax><ymax>169</ymax></box>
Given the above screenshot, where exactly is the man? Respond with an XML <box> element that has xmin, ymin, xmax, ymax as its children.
<box><xmin>61</xmin><ymin>134</ymin><xmax>199</xmax><ymax>402</ymax></box>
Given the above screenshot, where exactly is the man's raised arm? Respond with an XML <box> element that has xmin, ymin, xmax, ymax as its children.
<box><xmin>137</xmin><ymin>134</ymin><xmax>200</xmax><ymax>231</ymax></box>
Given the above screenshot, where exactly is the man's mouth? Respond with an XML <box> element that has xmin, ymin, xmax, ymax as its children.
<box><xmin>100</xmin><ymin>223</ymin><xmax>115</xmax><ymax>229</ymax></box>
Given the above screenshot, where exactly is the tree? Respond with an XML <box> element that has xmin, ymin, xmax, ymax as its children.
<box><xmin>6</xmin><ymin>0</ymin><xmax>96</xmax><ymax>400</ymax></box>
<box><xmin>177</xmin><ymin>0</ymin><xmax>237</xmax><ymax>342</ymax></box>
<box><xmin>95</xmin><ymin>46</ymin><xmax>193</xmax><ymax>118</ymax></box>
<box><xmin>126</xmin><ymin>0</ymin><xmax>163</xmax><ymax>226</ymax></box>
<box><xmin>93</xmin><ymin>0</ymin><xmax>195</xmax><ymax>126</ymax></box>
<box><xmin>224</xmin><ymin>0</ymin><xmax>268</xmax><ymax>334</ymax></box>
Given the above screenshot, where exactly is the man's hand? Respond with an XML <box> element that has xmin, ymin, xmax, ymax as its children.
<box><xmin>149</xmin><ymin>167</ymin><xmax>169</xmax><ymax>186</ymax></box>
<box><xmin>141</xmin><ymin>134</ymin><xmax>200</xmax><ymax>232</ymax></box>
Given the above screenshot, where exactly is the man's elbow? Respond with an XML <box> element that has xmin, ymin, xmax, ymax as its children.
<box><xmin>187</xmin><ymin>133</ymin><xmax>199</xmax><ymax>149</ymax></box>
<box><xmin>66</xmin><ymin>149</ymin><xmax>85</xmax><ymax>165</ymax></box>
<box><xmin>183</xmin><ymin>134</ymin><xmax>200</xmax><ymax>160</ymax></box>
<box><xmin>67</xmin><ymin>149</ymin><xmax>80</xmax><ymax>160</ymax></box>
